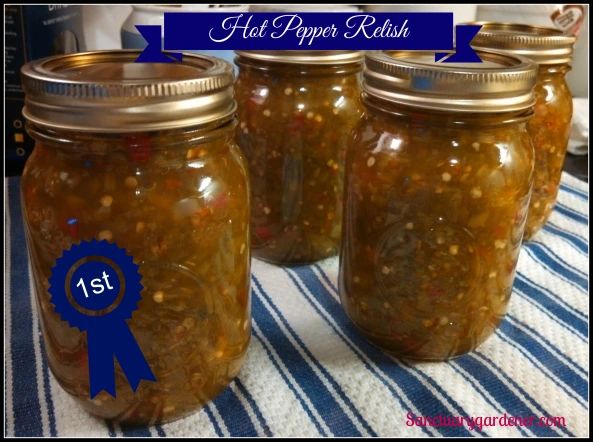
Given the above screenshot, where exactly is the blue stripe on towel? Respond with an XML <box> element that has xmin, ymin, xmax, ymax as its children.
<box><xmin>514</xmin><ymin>274</ymin><xmax>588</xmax><ymax>340</ymax></box>
<box><xmin>560</xmin><ymin>182</ymin><xmax>588</xmax><ymax>200</ymax></box>
<box><xmin>524</xmin><ymin>246</ymin><xmax>588</xmax><ymax>293</ymax></box>
<box><xmin>454</xmin><ymin>356</ymin><xmax>564</xmax><ymax>437</ymax></box>
<box><xmin>554</xmin><ymin>202</ymin><xmax>588</xmax><ymax>225</ymax></box>
<box><xmin>203</xmin><ymin>405</ymin><xmax>225</xmax><ymax>437</ymax></box>
<box><xmin>119</xmin><ymin>425</ymin><xmax>152</xmax><ymax>437</ymax></box>
<box><xmin>543</xmin><ymin>223</ymin><xmax>588</xmax><ymax>255</ymax></box>
<box><xmin>396</xmin><ymin>359</ymin><xmax>490</xmax><ymax>436</ymax></box>
<box><xmin>234</xmin><ymin>379</ymin><xmax>273</xmax><ymax>437</ymax></box>
<box><xmin>37</xmin><ymin>340</ymin><xmax>57</xmax><ymax>437</ymax></box>
<box><xmin>497</xmin><ymin>320</ymin><xmax>587</xmax><ymax>407</ymax></box>
<box><xmin>9</xmin><ymin>178</ymin><xmax>44</xmax><ymax>437</ymax></box>
<box><xmin>211</xmin><ymin>384</ymin><xmax>259</xmax><ymax>437</ymax></box>
<box><xmin>531</xmin><ymin>242</ymin><xmax>587</xmax><ymax>279</ymax></box>
<box><xmin>473</xmin><ymin>352</ymin><xmax>575</xmax><ymax>437</ymax></box>
<box><xmin>446</xmin><ymin>361</ymin><xmax>531</xmax><ymax>436</ymax></box>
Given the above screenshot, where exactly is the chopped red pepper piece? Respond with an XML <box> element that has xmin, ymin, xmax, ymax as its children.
<box><xmin>125</xmin><ymin>134</ymin><xmax>152</xmax><ymax>163</ymax></box>
<box><xmin>255</xmin><ymin>226</ymin><xmax>273</xmax><ymax>241</ymax></box>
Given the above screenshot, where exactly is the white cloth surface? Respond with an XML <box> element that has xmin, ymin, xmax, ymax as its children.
<box><xmin>568</xmin><ymin>98</ymin><xmax>589</xmax><ymax>156</ymax></box>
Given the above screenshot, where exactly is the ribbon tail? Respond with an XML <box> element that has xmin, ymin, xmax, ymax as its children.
<box><xmin>87</xmin><ymin>327</ymin><xmax>116</xmax><ymax>399</ymax></box>
<box><xmin>135</xmin><ymin>25</ymin><xmax>182</xmax><ymax>63</ymax></box>
<box><xmin>111</xmin><ymin>322</ymin><xmax>156</xmax><ymax>392</ymax></box>
<box><xmin>437</xmin><ymin>24</ymin><xmax>483</xmax><ymax>63</ymax></box>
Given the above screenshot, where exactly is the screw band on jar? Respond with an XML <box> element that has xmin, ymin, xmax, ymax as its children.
<box><xmin>21</xmin><ymin>50</ymin><xmax>236</xmax><ymax>132</ymax></box>
<box><xmin>362</xmin><ymin>50</ymin><xmax>538</xmax><ymax>113</ymax></box>
<box><xmin>235</xmin><ymin>50</ymin><xmax>364</xmax><ymax>65</ymax></box>
<box><xmin>469</xmin><ymin>22</ymin><xmax>576</xmax><ymax>65</ymax></box>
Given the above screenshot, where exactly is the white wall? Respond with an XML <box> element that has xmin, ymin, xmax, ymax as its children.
<box><xmin>82</xmin><ymin>5</ymin><xmax>131</xmax><ymax>50</ymax></box>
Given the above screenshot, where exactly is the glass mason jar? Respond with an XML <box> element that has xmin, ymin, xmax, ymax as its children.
<box><xmin>471</xmin><ymin>23</ymin><xmax>576</xmax><ymax>240</ymax></box>
<box><xmin>339</xmin><ymin>51</ymin><xmax>537</xmax><ymax>360</ymax></box>
<box><xmin>234</xmin><ymin>51</ymin><xmax>363</xmax><ymax>265</ymax></box>
<box><xmin>20</xmin><ymin>51</ymin><xmax>251</xmax><ymax>424</ymax></box>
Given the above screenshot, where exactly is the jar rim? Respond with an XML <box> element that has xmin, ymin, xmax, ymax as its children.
<box><xmin>468</xmin><ymin>22</ymin><xmax>576</xmax><ymax>65</ymax></box>
<box><xmin>363</xmin><ymin>49</ymin><xmax>538</xmax><ymax>113</ymax></box>
<box><xmin>21</xmin><ymin>50</ymin><xmax>236</xmax><ymax>133</ymax></box>
<box><xmin>234</xmin><ymin>50</ymin><xmax>364</xmax><ymax>65</ymax></box>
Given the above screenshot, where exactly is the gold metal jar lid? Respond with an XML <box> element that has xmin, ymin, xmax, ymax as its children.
<box><xmin>21</xmin><ymin>50</ymin><xmax>236</xmax><ymax>133</ymax></box>
<box><xmin>470</xmin><ymin>22</ymin><xmax>576</xmax><ymax>65</ymax></box>
<box><xmin>363</xmin><ymin>50</ymin><xmax>537</xmax><ymax>113</ymax></box>
<box><xmin>235</xmin><ymin>50</ymin><xmax>363</xmax><ymax>65</ymax></box>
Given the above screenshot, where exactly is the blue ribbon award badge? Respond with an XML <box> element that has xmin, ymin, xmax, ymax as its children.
<box><xmin>48</xmin><ymin>239</ymin><xmax>156</xmax><ymax>398</ymax></box>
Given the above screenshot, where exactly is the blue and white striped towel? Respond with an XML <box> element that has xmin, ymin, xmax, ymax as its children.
<box><xmin>4</xmin><ymin>173</ymin><xmax>589</xmax><ymax>437</ymax></box>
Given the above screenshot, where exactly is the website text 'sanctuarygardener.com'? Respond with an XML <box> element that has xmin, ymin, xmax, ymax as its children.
<box><xmin>406</xmin><ymin>413</ymin><xmax>567</xmax><ymax>432</ymax></box>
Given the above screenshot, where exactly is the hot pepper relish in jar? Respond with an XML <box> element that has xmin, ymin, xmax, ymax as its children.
<box><xmin>234</xmin><ymin>50</ymin><xmax>363</xmax><ymax>265</ymax></box>
<box><xmin>471</xmin><ymin>23</ymin><xmax>576</xmax><ymax>241</ymax></box>
<box><xmin>20</xmin><ymin>51</ymin><xmax>251</xmax><ymax>424</ymax></box>
<box><xmin>339</xmin><ymin>51</ymin><xmax>537</xmax><ymax>360</ymax></box>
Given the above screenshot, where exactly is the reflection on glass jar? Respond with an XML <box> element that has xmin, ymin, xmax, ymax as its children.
<box><xmin>471</xmin><ymin>23</ymin><xmax>576</xmax><ymax>240</ymax></box>
<box><xmin>234</xmin><ymin>51</ymin><xmax>363</xmax><ymax>265</ymax></box>
<box><xmin>20</xmin><ymin>51</ymin><xmax>251</xmax><ymax>424</ymax></box>
<box><xmin>340</xmin><ymin>50</ymin><xmax>537</xmax><ymax>360</ymax></box>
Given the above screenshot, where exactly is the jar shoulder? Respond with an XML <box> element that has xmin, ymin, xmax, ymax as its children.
<box><xmin>234</xmin><ymin>69</ymin><xmax>363</xmax><ymax>113</ymax></box>
<box><xmin>534</xmin><ymin>75</ymin><xmax>573</xmax><ymax>109</ymax></box>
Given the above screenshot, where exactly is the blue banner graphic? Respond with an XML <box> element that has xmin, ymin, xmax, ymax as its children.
<box><xmin>135</xmin><ymin>12</ymin><xmax>482</xmax><ymax>63</ymax></box>
<box><xmin>48</xmin><ymin>240</ymin><xmax>155</xmax><ymax>398</ymax></box>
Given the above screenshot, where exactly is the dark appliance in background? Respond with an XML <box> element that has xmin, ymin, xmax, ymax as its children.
<box><xmin>5</xmin><ymin>5</ymin><xmax>86</xmax><ymax>176</ymax></box>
